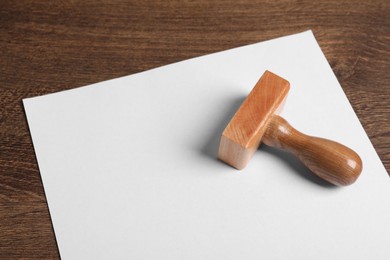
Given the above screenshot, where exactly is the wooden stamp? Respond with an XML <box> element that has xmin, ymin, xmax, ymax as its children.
<box><xmin>218</xmin><ymin>70</ymin><xmax>362</xmax><ymax>186</ymax></box>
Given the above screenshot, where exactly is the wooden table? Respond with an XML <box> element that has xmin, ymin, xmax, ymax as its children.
<box><xmin>1</xmin><ymin>1</ymin><xmax>389</xmax><ymax>259</ymax></box>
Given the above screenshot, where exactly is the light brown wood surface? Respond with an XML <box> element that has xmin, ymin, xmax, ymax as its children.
<box><xmin>219</xmin><ymin>71</ymin><xmax>290</xmax><ymax>169</ymax></box>
<box><xmin>263</xmin><ymin>116</ymin><xmax>363</xmax><ymax>185</ymax></box>
<box><xmin>219</xmin><ymin>71</ymin><xmax>362</xmax><ymax>185</ymax></box>
<box><xmin>1</xmin><ymin>1</ymin><xmax>389</xmax><ymax>259</ymax></box>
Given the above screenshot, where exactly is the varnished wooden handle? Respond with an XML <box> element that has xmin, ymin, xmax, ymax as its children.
<box><xmin>263</xmin><ymin>116</ymin><xmax>363</xmax><ymax>186</ymax></box>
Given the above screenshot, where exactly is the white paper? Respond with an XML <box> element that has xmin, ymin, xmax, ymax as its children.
<box><xmin>24</xmin><ymin>31</ymin><xmax>390</xmax><ymax>260</ymax></box>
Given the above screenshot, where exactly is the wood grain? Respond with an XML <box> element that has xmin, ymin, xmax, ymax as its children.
<box><xmin>0</xmin><ymin>0</ymin><xmax>389</xmax><ymax>259</ymax></box>
<box><xmin>263</xmin><ymin>116</ymin><xmax>363</xmax><ymax>186</ymax></box>
<box><xmin>219</xmin><ymin>71</ymin><xmax>290</xmax><ymax>169</ymax></box>
<box><xmin>219</xmin><ymin>71</ymin><xmax>362</xmax><ymax>185</ymax></box>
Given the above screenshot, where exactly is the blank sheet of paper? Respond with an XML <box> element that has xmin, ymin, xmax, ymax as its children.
<box><xmin>24</xmin><ymin>31</ymin><xmax>390</xmax><ymax>260</ymax></box>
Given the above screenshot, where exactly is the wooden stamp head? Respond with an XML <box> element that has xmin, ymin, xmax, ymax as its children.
<box><xmin>218</xmin><ymin>70</ymin><xmax>290</xmax><ymax>170</ymax></box>
<box><xmin>218</xmin><ymin>70</ymin><xmax>362</xmax><ymax>186</ymax></box>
